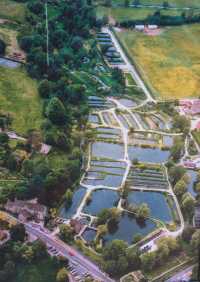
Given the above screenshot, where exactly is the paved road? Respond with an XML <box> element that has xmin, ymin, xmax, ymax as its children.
<box><xmin>166</xmin><ymin>265</ymin><xmax>194</xmax><ymax>282</ymax></box>
<box><xmin>25</xmin><ymin>224</ymin><xmax>115</xmax><ymax>282</ymax></box>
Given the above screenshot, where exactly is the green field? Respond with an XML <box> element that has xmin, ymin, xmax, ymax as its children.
<box><xmin>115</xmin><ymin>24</ymin><xmax>200</xmax><ymax>99</ymax></box>
<box><xmin>110</xmin><ymin>0</ymin><xmax>200</xmax><ymax>8</ymax></box>
<box><xmin>0</xmin><ymin>66</ymin><xmax>43</xmax><ymax>134</ymax></box>
<box><xmin>0</xmin><ymin>0</ymin><xmax>26</xmax><ymax>22</ymax></box>
<box><xmin>97</xmin><ymin>6</ymin><xmax>183</xmax><ymax>22</ymax></box>
<box><xmin>140</xmin><ymin>0</ymin><xmax>200</xmax><ymax>7</ymax></box>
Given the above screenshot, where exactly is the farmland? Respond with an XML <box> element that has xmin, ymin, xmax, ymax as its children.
<box><xmin>0</xmin><ymin>0</ymin><xmax>26</xmax><ymax>23</ymax></box>
<box><xmin>97</xmin><ymin>6</ymin><xmax>183</xmax><ymax>23</ymax></box>
<box><xmin>115</xmin><ymin>24</ymin><xmax>200</xmax><ymax>99</ymax></box>
<box><xmin>0</xmin><ymin>66</ymin><xmax>43</xmax><ymax>134</ymax></box>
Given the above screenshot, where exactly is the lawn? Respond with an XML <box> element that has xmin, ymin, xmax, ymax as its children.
<box><xmin>0</xmin><ymin>0</ymin><xmax>26</xmax><ymax>23</ymax></box>
<box><xmin>116</xmin><ymin>24</ymin><xmax>200</xmax><ymax>99</ymax></box>
<box><xmin>96</xmin><ymin>6</ymin><xmax>183</xmax><ymax>23</ymax></box>
<box><xmin>134</xmin><ymin>0</ymin><xmax>200</xmax><ymax>8</ymax></box>
<box><xmin>0</xmin><ymin>66</ymin><xmax>43</xmax><ymax>134</ymax></box>
<box><xmin>110</xmin><ymin>0</ymin><xmax>200</xmax><ymax>8</ymax></box>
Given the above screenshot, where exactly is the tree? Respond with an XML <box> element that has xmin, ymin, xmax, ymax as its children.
<box><xmin>32</xmin><ymin>240</ymin><xmax>47</xmax><ymax>258</ymax></box>
<box><xmin>0</xmin><ymin>39</ymin><xmax>6</xmax><ymax>55</ymax></box>
<box><xmin>169</xmin><ymin>165</ymin><xmax>186</xmax><ymax>186</ymax></box>
<box><xmin>0</xmin><ymin>132</ymin><xmax>9</xmax><ymax>146</ymax></box>
<box><xmin>104</xmin><ymin>0</ymin><xmax>112</xmax><ymax>7</ymax></box>
<box><xmin>182</xmin><ymin>226</ymin><xmax>195</xmax><ymax>242</ymax></box>
<box><xmin>10</xmin><ymin>223</ymin><xmax>26</xmax><ymax>242</ymax></box>
<box><xmin>56</xmin><ymin>267</ymin><xmax>69</xmax><ymax>282</ymax></box>
<box><xmin>102</xmin><ymin>240</ymin><xmax>128</xmax><ymax>276</ymax></box>
<box><xmin>65</xmin><ymin>189</ymin><xmax>73</xmax><ymax>209</ymax></box>
<box><xmin>132</xmin><ymin>233</ymin><xmax>143</xmax><ymax>244</ymax></box>
<box><xmin>190</xmin><ymin>230</ymin><xmax>200</xmax><ymax>256</ymax></box>
<box><xmin>38</xmin><ymin>79</ymin><xmax>52</xmax><ymax>98</ymax></box>
<box><xmin>46</xmin><ymin>97</ymin><xmax>67</xmax><ymax>125</ymax></box>
<box><xmin>181</xmin><ymin>193</ymin><xmax>195</xmax><ymax>218</ymax></box>
<box><xmin>124</xmin><ymin>0</ymin><xmax>130</xmax><ymax>7</ymax></box>
<box><xmin>195</xmin><ymin>182</ymin><xmax>200</xmax><ymax>193</ymax></box>
<box><xmin>59</xmin><ymin>224</ymin><xmax>74</xmax><ymax>243</ymax></box>
<box><xmin>136</xmin><ymin>203</ymin><xmax>150</xmax><ymax>220</ymax></box>
<box><xmin>163</xmin><ymin>1</ymin><xmax>169</xmax><ymax>8</ymax></box>
<box><xmin>170</xmin><ymin>136</ymin><xmax>184</xmax><ymax>162</ymax></box>
<box><xmin>174</xmin><ymin>179</ymin><xmax>187</xmax><ymax>197</ymax></box>
<box><xmin>97</xmin><ymin>208</ymin><xmax>111</xmax><ymax>225</ymax></box>
<box><xmin>172</xmin><ymin>115</ymin><xmax>191</xmax><ymax>135</ymax></box>
<box><xmin>140</xmin><ymin>251</ymin><xmax>156</xmax><ymax>272</ymax></box>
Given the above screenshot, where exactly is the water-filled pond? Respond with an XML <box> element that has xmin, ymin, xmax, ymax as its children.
<box><xmin>186</xmin><ymin>169</ymin><xmax>198</xmax><ymax>196</ymax></box>
<box><xmin>128</xmin><ymin>146</ymin><xmax>170</xmax><ymax>163</ymax></box>
<box><xmin>163</xmin><ymin>135</ymin><xmax>173</xmax><ymax>147</ymax></box>
<box><xmin>0</xmin><ymin>58</ymin><xmax>20</xmax><ymax>68</ymax></box>
<box><xmin>118</xmin><ymin>98</ymin><xmax>136</xmax><ymax>108</ymax></box>
<box><xmin>83</xmin><ymin>189</ymin><xmax>119</xmax><ymax>215</ymax></box>
<box><xmin>92</xmin><ymin>142</ymin><xmax>124</xmax><ymax>160</ymax></box>
<box><xmin>127</xmin><ymin>191</ymin><xmax>173</xmax><ymax>223</ymax></box>
<box><xmin>88</xmin><ymin>114</ymin><xmax>100</xmax><ymax>124</ymax></box>
<box><xmin>103</xmin><ymin>211</ymin><xmax>156</xmax><ymax>245</ymax></box>
<box><xmin>60</xmin><ymin>186</ymin><xmax>86</xmax><ymax>219</ymax></box>
<box><xmin>82</xmin><ymin>227</ymin><xmax>97</xmax><ymax>243</ymax></box>
<box><xmin>91</xmin><ymin>160</ymin><xmax>126</xmax><ymax>168</ymax></box>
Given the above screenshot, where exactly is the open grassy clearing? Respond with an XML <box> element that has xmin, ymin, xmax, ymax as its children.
<box><xmin>116</xmin><ymin>24</ymin><xmax>200</xmax><ymax>99</ymax></box>
<box><xmin>110</xmin><ymin>0</ymin><xmax>200</xmax><ymax>8</ymax></box>
<box><xmin>0</xmin><ymin>0</ymin><xmax>26</xmax><ymax>23</ymax></box>
<box><xmin>96</xmin><ymin>6</ymin><xmax>184</xmax><ymax>22</ymax></box>
<box><xmin>0</xmin><ymin>66</ymin><xmax>43</xmax><ymax>134</ymax></box>
<box><xmin>141</xmin><ymin>0</ymin><xmax>200</xmax><ymax>8</ymax></box>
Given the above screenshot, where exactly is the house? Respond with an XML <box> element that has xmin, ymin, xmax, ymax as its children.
<box><xmin>5</xmin><ymin>199</ymin><xmax>47</xmax><ymax>223</ymax></box>
<box><xmin>135</xmin><ymin>25</ymin><xmax>145</xmax><ymax>31</ymax></box>
<box><xmin>194</xmin><ymin>206</ymin><xmax>200</xmax><ymax>228</ymax></box>
<box><xmin>70</xmin><ymin>219</ymin><xmax>84</xmax><ymax>234</ymax></box>
<box><xmin>148</xmin><ymin>25</ymin><xmax>158</xmax><ymax>29</ymax></box>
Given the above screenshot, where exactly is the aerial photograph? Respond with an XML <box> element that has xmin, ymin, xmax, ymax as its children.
<box><xmin>0</xmin><ymin>0</ymin><xmax>200</xmax><ymax>281</ymax></box>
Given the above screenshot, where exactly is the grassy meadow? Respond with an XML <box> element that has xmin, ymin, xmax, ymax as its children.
<box><xmin>0</xmin><ymin>66</ymin><xmax>43</xmax><ymax>134</ymax></box>
<box><xmin>110</xmin><ymin>0</ymin><xmax>200</xmax><ymax>8</ymax></box>
<box><xmin>96</xmin><ymin>6</ymin><xmax>184</xmax><ymax>22</ymax></box>
<box><xmin>116</xmin><ymin>24</ymin><xmax>200</xmax><ymax>99</ymax></box>
<box><xmin>0</xmin><ymin>0</ymin><xmax>26</xmax><ymax>22</ymax></box>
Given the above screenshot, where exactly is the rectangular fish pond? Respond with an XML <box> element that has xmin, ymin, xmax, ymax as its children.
<box><xmin>92</xmin><ymin>142</ymin><xmax>124</xmax><ymax>160</ymax></box>
<box><xmin>126</xmin><ymin>166</ymin><xmax>168</xmax><ymax>189</ymax></box>
<box><xmin>186</xmin><ymin>169</ymin><xmax>198</xmax><ymax>197</ymax></box>
<box><xmin>60</xmin><ymin>186</ymin><xmax>86</xmax><ymax>219</ymax></box>
<box><xmin>103</xmin><ymin>211</ymin><xmax>156</xmax><ymax>246</ymax></box>
<box><xmin>83</xmin><ymin>189</ymin><xmax>120</xmax><ymax>216</ymax></box>
<box><xmin>82</xmin><ymin>227</ymin><xmax>97</xmax><ymax>243</ymax></box>
<box><xmin>128</xmin><ymin>146</ymin><xmax>170</xmax><ymax>163</ymax></box>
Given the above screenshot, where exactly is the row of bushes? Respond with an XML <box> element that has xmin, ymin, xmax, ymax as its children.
<box><xmin>118</xmin><ymin>12</ymin><xmax>200</xmax><ymax>27</ymax></box>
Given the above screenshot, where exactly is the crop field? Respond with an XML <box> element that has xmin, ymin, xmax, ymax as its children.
<box><xmin>0</xmin><ymin>67</ymin><xmax>43</xmax><ymax>134</ymax></box>
<box><xmin>116</xmin><ymin>24</ymin><xmax>200</xmax><ymax>99</ymax></box>
<box><xmin>0</xmin><ymin>0</ymin><xmax>26</xmax><ymax>22</ymax></box>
